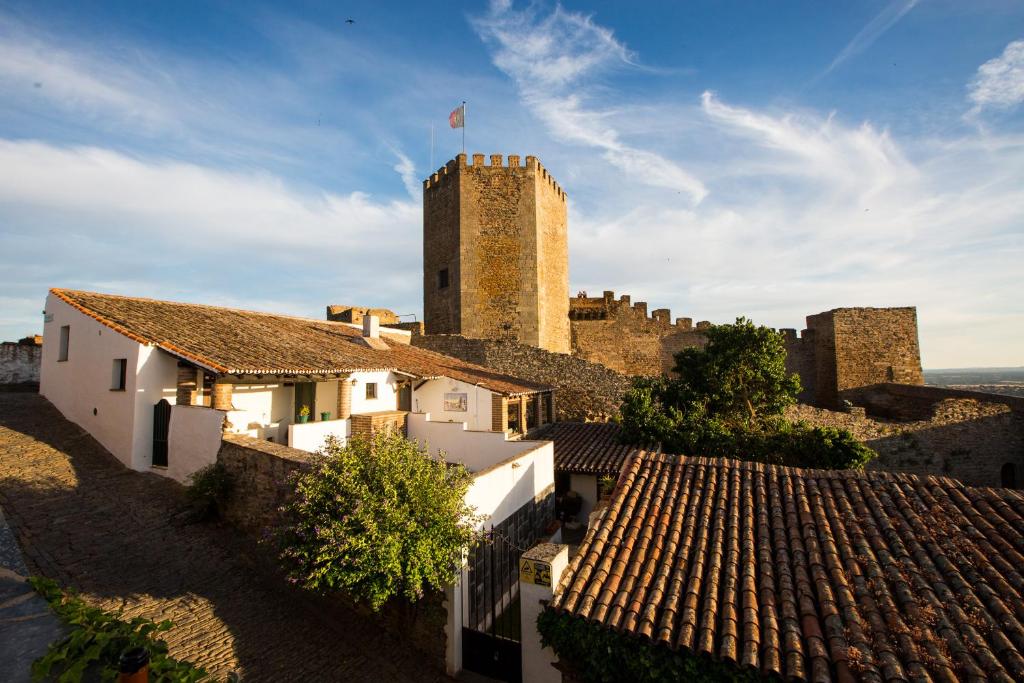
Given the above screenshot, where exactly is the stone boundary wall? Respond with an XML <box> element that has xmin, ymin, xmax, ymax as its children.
<box><xmin>216</xmin><ymin>434</ymin><xmax>448</xmax><ymax>670</ymax></box>
<box><xmin>411</xmin><ymin>334</ymin><xmax>631</xmax><ymax>422</ymax></box>
<box><xmin>1</xmin><ymin>341</ymin><xmax>42</xmax><ymax>386</ymax></box>
<box><xmin>847</xmin><ymin>382</ymin><xmax>1024</xmax><ymax>420</ymax></box>
<box><xmin>787</xmin><ymin>398</ymin><xmax>1024</xmax><ymax>488</ymax></box>
<box><xmin>218</xmin><ymin>433</ymin><xmax>312</xmax><ymax>535</ymax></box>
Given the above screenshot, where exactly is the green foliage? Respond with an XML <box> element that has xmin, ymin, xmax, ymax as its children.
<box><xmin>278</xmin><ymin>431</ymin><xmax>483</xmax><ymax>610</ymax></box>
<box><xmin>536</xmin><ymin>610</ymin><xmax>772</xmax><ymax>683</ymax></box>
<box><xmin>671</xmin><ymin>317</ymin><xmax>801</xmax><ymax>428</ymax></box>
<box><xmin>185</xmin><ymin>462</ymin><xmax>233</xmax><ymax>522</ymax></box>
<box><xmin>619</xmin><ymin>318</ymin><xmax>876</xmax><ymax>470</ymax></box>
<box><xmin>30</xmin><ymin>576</ymin><xmax>209</xmax><ymax>682</ymax></box>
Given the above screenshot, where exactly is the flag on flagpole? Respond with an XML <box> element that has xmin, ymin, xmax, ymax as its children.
<box><xmin>449</xmin><ymin>103</ymin><xmax>465</xmax><ymax>129</ymax></box>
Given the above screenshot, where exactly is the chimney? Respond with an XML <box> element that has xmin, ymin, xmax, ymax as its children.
<box><xmin>362</xmin><ymin>315</ymin><xmax>380</xmax><ymax>339</ymax></box>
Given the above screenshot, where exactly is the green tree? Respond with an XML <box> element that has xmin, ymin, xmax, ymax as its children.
<box><xmin>672</xmin><ymin>316</ymin><xmax>801</xmax><ymax>429</ymax></box>
<box><xmin>619</xmin><ymin>317</ymin><xmax>875</xmax><ymax>470</ymax></box>
<box><xmin>279</xmin><ymin>431</ymin><xmax>483</xmax><ymax>610</ymax></box>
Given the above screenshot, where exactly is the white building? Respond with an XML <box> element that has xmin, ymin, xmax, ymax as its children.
<box><xmin>40</xmin><ymin>288</ymin><xmax>556</xmax><ymax>483</ymax></box>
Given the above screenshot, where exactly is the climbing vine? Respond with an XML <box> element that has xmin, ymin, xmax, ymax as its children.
<box><xmin>537</xmin><ymin>610</ymin><xmax>775</xmax><ymax>683</ymax></box>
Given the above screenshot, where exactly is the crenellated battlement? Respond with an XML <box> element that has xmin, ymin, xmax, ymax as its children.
<box><xmin>423</xmin><ymin>153</ymin><xmax>566</xmax><ymax>200</ymax></box>
<box><xmin>569</xmin><ymin>290</ymin><xmax>704</xmax><ymax>330</ymax></box>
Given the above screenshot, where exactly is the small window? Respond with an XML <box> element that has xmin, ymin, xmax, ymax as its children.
<box><xmin>111</xmin><ymin>359</ymin><xmax>127</xmax><ymax>391</ymax></box>
<box><xmin>438</xmin><ymin>268</ymin><xmax>449</xmax><ymax>289</ymax></box>
<box><xmin>366</xmin><ymin>382</ymin><xmax>377</xmax><ymax>400</ymax></box>
<box><xmin>58</xmin><ymin>325</ymin><xmax>70</xmax><ymax>361</ymax></box>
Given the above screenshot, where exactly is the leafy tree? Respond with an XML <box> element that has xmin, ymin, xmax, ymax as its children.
<box><xmin>278</xmin><ymin>431</ymin><xmax>483</xmax><ymax>610</ymax></box>
<box><xmin>619</xmin><ymin>318</ymin><xmax>876</xmax><ymax>470</ymax></box>
<box><xmin>672</xmin><ymin>316</ymin><xmax>801</xmax><ymax>429</ymax></box>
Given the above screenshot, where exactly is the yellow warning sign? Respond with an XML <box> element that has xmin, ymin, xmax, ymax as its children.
<box><xmin>520</xmin><ymin>557</ymin><xmax>552</xmax><ymax>587</ymax></box>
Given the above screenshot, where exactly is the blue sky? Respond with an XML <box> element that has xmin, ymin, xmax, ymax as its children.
<box><xmin>1</xmin><ymin>1</ymin><xmax>1022</xmax><ymax>368</ymax></box>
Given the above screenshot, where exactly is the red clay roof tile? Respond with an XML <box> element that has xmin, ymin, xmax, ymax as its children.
<box><xmin>50</xmin><ymin>288</ymin><xmax>547</xmax><ymax>396</ymax></box>
<box><xmin>536</xmin><ymin>422</ymin><xmax>638</xmax><ymax>475</ymax></box>
<box><xmin>550</xmin><ymin>451</ymin><xmax>1024</xmax><ymax>682</ymax></box>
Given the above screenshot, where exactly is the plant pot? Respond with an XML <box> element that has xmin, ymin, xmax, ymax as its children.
<box><xmin>320</xmin><ymin>412</ymin><xmax>331</xmax><ymax>421</ymax></box>
<box><xmin>297</xmin><ymin>415</ymin><xmax>309</xmax><ymax>423</ymax></box>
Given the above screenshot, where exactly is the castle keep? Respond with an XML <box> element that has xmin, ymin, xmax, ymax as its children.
<box><xmin>417</xmin><ymin>153</ymin><xmax>924</xmax><ymax>410</ymax></box>
<box><xmin>422</xmin><ymin>153</ymin><xmax>569</xmax><ymax>353</ymax></box>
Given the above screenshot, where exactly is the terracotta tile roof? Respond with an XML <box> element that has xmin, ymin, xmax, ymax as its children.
<box><xmin>537</xmin><ymin>422</ymin><xmax>638</xmax><ymax>476</ymax></box>
<box><xmin>551</xmin><ymin>451</ymin><xmax>1024</xmax><ymax>682</ymax></box>
<box><xmin>50</xmin><ymin>289</ymin><xmax>548</xmax><ymax>396</ymax></box>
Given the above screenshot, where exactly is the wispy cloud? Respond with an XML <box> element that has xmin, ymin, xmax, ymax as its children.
<box><xmin>815</xmin><ymin>0</ymin><xmax>920</xmax><ymax>81</ymax></box>
<box><xmin>967</xmin><ymin>39</ymin><xmax>1024</xmax><ymax>116</ymax></box>
<box><xmin>471</xmin><ymin>1</ymin><xmax>707</xmax><ymax>204</ymax></box>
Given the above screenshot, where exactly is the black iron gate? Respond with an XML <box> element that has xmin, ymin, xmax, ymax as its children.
<box><xmin>461</xmin><ymin>498</ymin><xmax>550</xmax><ymax>683</ymax></box>
<box><xmin>152</xmin><ymin>399</ymin><xmax>170</xmax><ymax>467</ymax></box>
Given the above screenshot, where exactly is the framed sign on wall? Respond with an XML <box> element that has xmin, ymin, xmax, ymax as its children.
<box><xmin>444</xmin><ymin>392</ymin><xmax>468</xmax><ymax>412</ymax></box>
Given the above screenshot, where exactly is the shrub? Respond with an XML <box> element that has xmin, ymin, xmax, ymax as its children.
<box><xmin>30</xmin><ymin>576</ymin><xmax>209</xmax><ymax>682</ymax></box>
<box><xmin>278</xmin><ymin>431</ymin><xmax>483</xmax><ymax>610</ymax></box>
<box><xmin>619</xmin><ymin>318</ymin><xmax>876</xmax><ymax>470</ymax></box>
<box><xmin>185</xmin><ymin>462</ymin><xmax>233</xmax><ymax>522</ymax></box>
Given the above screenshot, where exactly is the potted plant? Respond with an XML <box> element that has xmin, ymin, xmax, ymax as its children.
<box><xmin>298</xmin><ymin>405</ymin><xmax>310</xmax><ymax>423</ymax></box>
<box><xmin>599</xmin><ymin>474</ymin><xmax>616</xmax><ymax>501</ymax></box>
<box><xmin>320</xmin><ymin>411</ymin><xmax>331</xmax><ymax>421</ymax></box>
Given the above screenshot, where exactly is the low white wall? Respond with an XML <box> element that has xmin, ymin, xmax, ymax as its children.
<box><xmin>288</xmin><ymin>418</ymin><xmax>350</xmax><ymax>453</ymax></box>
<box><xmin>465</xmin><ymin>440</ymin><xmax>554</xmax><ymax>527</ymax></box>
<box><xmin>166</xmin><ymin>405</ymin><xmax>224</xmax><ymax>482</ymax></box>
<box><xmin>569</xmin><ymin>473</ymin><xmax>598</xmax><ymax>523</ymax></box>
<box><xmin>412</xmin><ymin>378</ymin><xmax>492</xmax><ymax>431</ymax></box>
<box><xmin>407</xmin><ymin>413</ymin><xmax>538</xmax><ymax>472</ymax></box>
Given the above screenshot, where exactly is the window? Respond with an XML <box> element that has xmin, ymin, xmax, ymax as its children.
<box><xmin>526</xmin><ymin>396</ymin><xmax>538</xmax><ymax>431</ymax></box>
<box><xmin>541</xmin><ymin>393</ymin><xmax>553</xmax><ymax>424</ymax></box>
<box><xmin>365</xmin><ymin>382</ymin><xmax>378</xmax><ymax>400</ymax></box>
<box><xmin>438</xmin><ymin>268</ymin><xmax>449</xmax><ymax>289</ymax></box>
<box><xmin>111</xmin><ymin>359</ymin><xmax>127</xmax><ymax>391</ymax></box>
<box><xmin>58</xmin><ymin>325</ymin><xmax>70</xmax><ymax>361</ymax></box>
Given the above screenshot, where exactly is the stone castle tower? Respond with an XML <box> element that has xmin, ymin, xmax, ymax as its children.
<box><xmin>422</xmin><ymin>153</ymin><xmax>570</xmax><ymax>353</ymax></box>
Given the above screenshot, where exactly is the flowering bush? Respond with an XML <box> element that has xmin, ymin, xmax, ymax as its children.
<box><xmin>278</xmin><ymin>431</ymin><xmax>483</xmax><ymax>610</ymax></box>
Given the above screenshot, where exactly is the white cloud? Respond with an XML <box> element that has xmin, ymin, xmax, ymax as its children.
<box><xmin>472</xmin><ymin>2</ymin><xmax>707</xmax><ymax>203</ymax></box>
<box><xmin>0</xmin><ymin>139</ymin><xmax>421</xmax><ymax>327</ymax></box>
<box><xmin>816</xmin><ymin>0</ymin><xmax>920</xmax><ymax>81</ymax></box>
<box><xmin>968</xmin><ymin>39</ymin><xmax>1024</xmax><ymax>114</ymax></box>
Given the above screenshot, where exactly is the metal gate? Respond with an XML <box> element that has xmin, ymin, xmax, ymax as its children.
<box><xmin>461</xmin><ymin>500</ymin><xmax>548</xmax><ymax>683</ymax></box>
<box><xmin>152</xmin><ymin>399</ymin><xmax>170</xmax><ymax>467</ymax></box>
<box><xmin>462</xmin><ymin>531</ymin><xmax>522</xmax><ymax>682</ymax></box>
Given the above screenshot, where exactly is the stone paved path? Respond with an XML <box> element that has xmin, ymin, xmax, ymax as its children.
<box><xmin>0</xmin><ymin>393</ymin><xmax>453</xmax><ymax>682</ymax></box>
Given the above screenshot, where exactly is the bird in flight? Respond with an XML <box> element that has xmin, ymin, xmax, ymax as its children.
<box><xmin>345</xmin><ymin>18</ymin><xmax>355</xmax><ymax>24</ymax></box>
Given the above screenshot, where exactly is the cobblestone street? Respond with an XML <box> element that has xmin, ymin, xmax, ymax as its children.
<box><xmin>0</xmin><ymin>392</ymin><xmax>452</xmax><ymax>682</ymax></box>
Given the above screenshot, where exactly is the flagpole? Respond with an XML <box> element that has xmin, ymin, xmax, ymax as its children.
<box><xmin>462</xmin><ymin>100</ymin><xmax>466</xmax><ymax>155</ymax></box>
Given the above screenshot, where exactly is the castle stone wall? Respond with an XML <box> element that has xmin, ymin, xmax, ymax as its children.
<box><xmin>788</xmin><ymin>399</ymin><xmax>1024</xmax><ymax>489</ymax></box>
<box><xmin>423</xmin><ymin>154</ymin><xmax>568</xmax><ymax>353</ymax></box>
<box><xmin>412</xmin><ymin>334</ymin><xmax>629</xmax><ymax>422</ymax></box>
<box><xmin>569</xmin><ymin>291</ymin><xmax>706</xmax><ymax>376</ymax></box>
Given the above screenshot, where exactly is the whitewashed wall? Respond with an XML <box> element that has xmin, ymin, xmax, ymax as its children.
<box><xmin>350</xmin><ymin>370</ymin><xmax>399</xmax><ymax>414</ymax></box>
<box><xmin>407</xmin><ymin>413</ymin><xmax>539</xmax><ymax>473</ymax></box>
<box><xmin>227</xmin><ymin>383</ymin><xmax>293</xmax><ymax>442</ymax></box>
<box><xmin>569</xmin><ymin>473</ymin><xmax>599</xmax><ymax>523</ymax></box>
<box><xmin>166</xmin><ymin>404</ymin><xmax>224</xmax><ymax>482</ymax></box>
<box><xmin>288</xmin><ymin>418</ymin><xmax>350</xmax><ymax>453</ymax></box>
<box><xmin>464</xmin><ymin>440</ymin><xmax>554</xmax><ymax>527</ymax></box>
<box><xmin>314</xmin><ymin>380</ymin><xmax>339</xmax><ymax>420</ymax></box>
<box><xmin>412</xmin><ymin>378</ymin><xmax>493</xmax><ymax>431</ymax></box>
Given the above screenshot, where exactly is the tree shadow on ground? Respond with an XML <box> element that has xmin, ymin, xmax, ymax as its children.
<box><xmin>0</xmin><ymin>393</ymin><xmax>452</xmax><ymax>682</ymax></box>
